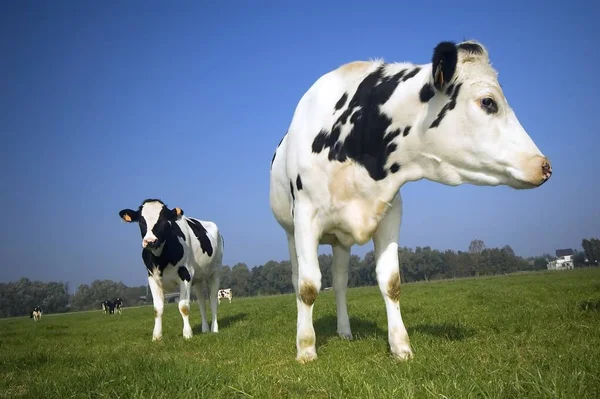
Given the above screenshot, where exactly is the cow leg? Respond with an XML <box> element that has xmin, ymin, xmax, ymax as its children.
<box><xmin>372</xmin><ymin>194</ymin><xmax>412</xmax><ymax>360</ymax></box>
<box><xmin>332</xmin><ymin>243</ymin><xmax>352</xmax><ymax>339</ymax></box>
<box><xmin>292</xmin><ymin>201</ymin><xmax>321</xmax><ymax>363</ymax></box>
<box><xmin>147</xmin><ymin>276</ymin><xmax>164</xmax><ymax>341</ymax></box>
<box><xmin>178</xmin><ymin>268</ymin><xmax>194</xmax><ymax>339</ymax></box>
<box><xmin>192</xmin><ymin>282</ymin><xmax>210</xmax><ymax>333</ymax></box>
<box><xmin>208</xmin><ymin>272</ymin><xmax>220</xmax><ymax>333</ymax></box>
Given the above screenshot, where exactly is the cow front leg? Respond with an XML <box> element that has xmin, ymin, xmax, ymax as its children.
<box><xmin>147</xmin><ymin>276</ymin><xmax>164</xmax><ymax>341</ymax></box>
<box><xmin>332</xmin><ymin>243</ymin><xmax>352</xmax><ymax>339</ymax></box>
<box><xmin>192</xmin><ymin>282</ymin><xmax>210</xmax><ymax>333</ymax></box>
<box><xmin>293</xmin><ymin>201</ymin><xmax>321</xmax><ymax>363</ymax></box>
<box><xmin>178</xmin><ymin>266</ymin><xmax>194</xmax><ymax>339</ymax></box>
<box><xmin>372</xmin><ymin>194</ymin><xmax>413</xmax><ymax>360</ymax></box>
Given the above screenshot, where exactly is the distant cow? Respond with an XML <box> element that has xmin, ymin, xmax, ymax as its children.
<box><xmin>114</xmin><ymin>298</ymin><xmax>123</xmax><ymax>314</ymax></box>
<box><xmin>119</xmin><ymin>199</ymin><xmax>224</xmax><ymax>340</ymax></box>
<box><xmin>269</xmin><ymin>40</ymin><xmax>552</xmax><ymax>363</ymax></box>
<box><xmin>30</xmin><ymin>306</ymin><xmax>42</xmax><ymax>321</ymax></box>
<box><xmin>102</xmin><ymin>300</ymin><xmax>115</xmax><ymax>314</ymax></box>
<box><xmin>218</xmin><ymin>288</ymin><xmax>232</xmax><ymax>304</ymax></box>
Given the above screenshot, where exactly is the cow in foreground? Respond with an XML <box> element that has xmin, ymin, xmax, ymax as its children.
<box><xmin>269</xmin><ymin>40</ymin><xmax>552</xmax><ymax>363</ymax></box>
<box><xmin>30</xmin><ymin>306</ymin><xmax>42</xmax><ymax>321</ymax></box>
<box><xmin>119</xmin><ymin>199</ymin><xmax>224</xmax><ymax>340</ymax></box>
<box><xmin>218</xmin><ymin>288</ymin><xmax>232</xmax><ymax>304</ymax></box>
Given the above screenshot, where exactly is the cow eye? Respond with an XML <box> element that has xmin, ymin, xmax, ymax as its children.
<box><xmin>480</xmin><ymin>97</ymin><xmax>498</xmax><ymax>114</ymax></box>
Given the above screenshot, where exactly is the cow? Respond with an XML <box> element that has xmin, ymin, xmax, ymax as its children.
<box><xmin>218</xmin><ymin>288</ymin><xmax>232</xmax><ymax>304</ymax></box>
<box><xmin>102</xmin><ymin>300</ymin><xmax>115</xmax><ymax>314</ymax></box>
<box><xmin>119</xmin><ymin>199</ymin><xmax>224</xmax><ymax>340</ymax></box>
<box><xmin>269</xmin><ymin>40</ymin><xmax>552</xmax><ymax>363</ymax></box>
<box><xmin>30</xmin><ymin>306</ymin><xmax>42</xmax><ymax>321</ymax></box>
<box><xmin>114</xmin><ymin>298</ymin><xmax>123</xmax><ymax>314</ymax></box>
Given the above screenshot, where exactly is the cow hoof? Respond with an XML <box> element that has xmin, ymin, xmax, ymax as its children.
<box><xmin>338</xmin><ymin>332</ymin><xmax>353</xmax><ymax>340</ymax></box>
<box><xmin>152</xmin><ymin>335</ymin><xmax>162</xmax><ymax>341</ymax></box>
<box><xmin>391</xmin><ymin>345</ymin><xmax>413</xmax><ymax>361</ymax></box>
<box><xmin>183</xmin><ymin>329</ymin><xmax>193</xmax><ymax>339</ymax></box>
<box><xmin>296</xmin><ymin>350</ymin><xmax>317</xmax><ymax>364</ymax></box>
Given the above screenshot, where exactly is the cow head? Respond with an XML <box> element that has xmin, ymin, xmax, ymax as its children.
<box><xmin>418</xmin><ymin>40</ymin><xmax>552</xmax><ymax>189</ymax></box>
<box><xmin>119</xmin><ymin>199</ymin><xmax>184</xmax><ymax>249</ymax></box>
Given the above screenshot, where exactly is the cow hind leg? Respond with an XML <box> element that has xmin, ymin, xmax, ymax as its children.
<box><xmin>292</xmin><ymin>201</ymin><xmax>322</xmax><ymax>363</ymax></box>
<box><xmin>372</xmin><ymin>194</ymin><xmax>412</xmax><ymax>360</ymax></box>
<box><xmin>208</xmin><ymin>272</ymin><xmax>220</xmax><ymax>333</ymax></box>
<box><xmin>332</xmin><ymin>243</ymin><xmax>352</xmax><ymax>339</ymax></box>
<box><xmin>192</xmin><ymin>282</ymin><xmax>210</xmax><ymax>333</ymax></box>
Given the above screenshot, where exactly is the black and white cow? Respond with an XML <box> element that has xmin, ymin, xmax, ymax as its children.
<box><xmin>218</xmin><ymin>288</ymin><xmax>232</xmax><ymax>304</ymax></box>
<box><xmin>119</xmin><ymin>199</ymin><xmax>224</xmax><ymax>340</ymax></box>
<box><xmin>30</xmin><ymin>306</ymin><xmax>42</xmax><ymax>321</ymax></box>
<box><xmin>102</xmin><ymin>300</ymin><xmax>115</xmax><ymax>314</ymax></box>
<box><xmin>114</xmin><ymin>298</ymin><xmax>123</xmax><ymax>314</ymax></box>
<box><xmin>269</xmin><ymin>40</ymin><xmax>552</xmax><ymax>363</ymax></box>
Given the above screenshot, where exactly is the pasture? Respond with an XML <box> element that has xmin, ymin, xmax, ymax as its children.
<box><xmin>2</xmin><ymin>269</ymin><xmax>599</xmax><ymax>398</ymax></box>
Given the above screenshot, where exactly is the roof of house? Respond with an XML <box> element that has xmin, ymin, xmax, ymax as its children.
<box><xmin>556</xmin><ymin>248</ymin><xmax>575</xmax><ymax>257</ymax></box>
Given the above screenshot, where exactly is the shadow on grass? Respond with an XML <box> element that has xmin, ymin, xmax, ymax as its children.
<box><xmin>409</xmin><ymin>322</ymin><xmax>476</xmax><ymax>341</ymax></box>
<box><xmin>314</xmin><ymin>315</ymin><xmax>387</xmax><ymax>346</ymax></box>
<box><xmin>578</xmin><ymin>299</ymin><xmax>600</xmax><ymax>312</ymax></box>
<box><xmin>192</xmin><ymin>312</ymin><xmax>248</xmax><ymax>334</ymax></box>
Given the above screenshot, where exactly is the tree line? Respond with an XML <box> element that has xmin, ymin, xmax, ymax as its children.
<box><xmin>1</xmin><ymin>238</ymin><xmax>598</xmax><ymax>317</ymax></box>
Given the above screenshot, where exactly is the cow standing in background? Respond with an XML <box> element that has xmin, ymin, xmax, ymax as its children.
<box><xmin>119</xmin><ymin>199</ymin><xmax>224</xmax><ymax>341</ymax></box>
<box><xmin>218</xmin><ymin>288</ymin><xmax>232</xmax><ymax>304</ymax></box>
<box><xmin>114</xmin><ymin>298</ymin><xmax>123</xmax><ymax>314</ymax></box>
<box><xmin>102</xmin><ymin>300</ymin><xmax>115</xmax><ymax>314</ymax></box>
<box><xmin>269</xmin><ymin>40</ymin><xmax>552</xmax><ymax>363</ymax></box>
<box><xmin>30</xmin><ymin>306</ymin><xmax>42</xmax><ymax>321</ymax></box>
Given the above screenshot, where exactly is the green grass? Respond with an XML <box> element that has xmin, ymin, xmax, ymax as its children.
<box><xmin>2</xmin><ymin>269</ymin><xmax>600</xmax><ymax>398</ymax></box>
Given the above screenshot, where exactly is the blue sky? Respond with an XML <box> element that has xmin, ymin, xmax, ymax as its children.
<box><xmin>1</xmin><ymin>1</ymin><xmax>598</xmax><ymax>289</ymax></box>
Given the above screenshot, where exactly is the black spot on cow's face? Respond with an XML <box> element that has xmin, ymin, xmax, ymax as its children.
<box><xmin>419</xmin><ymin>83</ymin><xmax>435</xmax><ymax>103</ymax></box>
<box><xmin>296</xmin><ymin>175</ymin><xmax>303</xmax><ymax>191</ymax></box>
<box><xmin>185</xmin><ymin>219</ymin><xmax>213</xmax><ymax>257</ymax></box>
<box><xmin>429</xmin><ymin>83</ymin><xmax>463</xmax><ymax>129</ymax></box>
<box><xmin>457</xmin><ymin>42</ymin><xmax>484</xmax><ymax>55</ymax></box>
<box><xmin>178</xmin><ymin>266</ymin><xmax>191</xmax><ymax>282</ymax></box>
<box><xmin>403</xmin><ymin>126</ymin><xmax>411</xmax><ymax>137</ymax></box>
<box><xmin>311</xmin><ymin>64</ymin><xmax>417</xmax><ymax>181</ymax></box>
<box><xmin>334</xmin><ymin>92</ymin><xmax>348</xmax><ymax>111</ymax></box>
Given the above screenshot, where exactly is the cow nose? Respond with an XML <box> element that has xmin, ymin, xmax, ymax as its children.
<box><xmin>541</xmin><ymin>159</ymin><xmax>552</xmax><ymax>184</ymax></box>
<box><xmin>143</xmin><ymin>238</ymin><xmax>157</xmax><ymax>248</ymax></box>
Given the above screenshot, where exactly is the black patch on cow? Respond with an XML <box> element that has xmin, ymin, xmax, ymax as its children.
<box><xmin>390</xmin><ymin>163</ymin><xmax>400</xmax><ymax>173</ymax></box>
<box><xmin>403</xmin><ymin>126</ymin><xmax>411</xmax><ymax>137</ymax></box>
<box><xmin>419</xmin><ymin>83</ymin><xmax>435</xmax><ymax>103</ymax></box>
<box><xmin>402</xmin><ymin>67</ymin><xmax>421</xmax><ymax>82</ymax></box>
<box><xmin>457</xmin><ymin>42</ymin><xmax>484</xmax><ymax>55</ymax></box>
<box><xmin>432</xmin><ymin>41</ymin><xmax>458</xmax><ymax>91</ymax></box>
<box><xmin>311</xmin><ymin>64</ymin><xmax>413</xmax><ymax>181</ymax></box>
<box><xmin>178</xmin><ymin>266</ymin><xmax>191</xmax><ymax>282</ymax></box>
<box><xmin>289</xmin><ymin>180</ymin><xmax>295</xmax><ymax>200</ymax></box>
<box><xmin>296</xmin><ymin>175</ymin><xmax>303</xmax><ymax>191</ymax></box>
<box><xmin>334</xmin><ymin>92</ymin><xmax>348</xmax><ymax>111</ymax></box>
<box><xmin>186</xmin><ymin>218</ymin><xmax>214</xmax><ymax>257</ymax></box>
<box><xmin>429</xmin><ymin>83</ymin><xmax>463</xmax><ymax>129</ymax></box>
<box><xmin>142</xmin><ymin>225</ymin><xmax>185</xmax><ymax>276</ymax></box>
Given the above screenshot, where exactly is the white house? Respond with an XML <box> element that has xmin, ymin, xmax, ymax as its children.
<box><xmin>547</xmin><ymin>249</ymin><xmax>575</xmax><ymax>270</ymax></box>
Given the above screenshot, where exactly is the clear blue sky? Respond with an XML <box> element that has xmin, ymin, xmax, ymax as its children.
<box><xmin>1</xmin><ymin>1</ymin><xmax>598</xmax><ymax>290</ymax></box>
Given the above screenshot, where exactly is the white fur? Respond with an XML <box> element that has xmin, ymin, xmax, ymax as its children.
<box><xmin>269</xmin><ymin>40</ymin><xmax>551</xmax><ymax>362</ymax></box>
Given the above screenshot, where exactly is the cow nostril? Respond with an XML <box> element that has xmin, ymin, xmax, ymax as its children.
<box><xmin>541</xmin><ymin>161</ymin><xmax>552</xmax><ymax>179</ymax></box>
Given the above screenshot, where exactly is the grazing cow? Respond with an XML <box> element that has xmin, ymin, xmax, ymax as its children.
<box><xmin>30</xmin><ymin>306</ymin><xmax>42</xmax><ymax>321</ymax></box>
<box><xmin>218</xmin><ymin>288</ymin><xmax>232</xmax><ymax>304</ymax></box>
<box><xmin>119</xmin><ymin>199</ymin><xmax>224</xmax><ymax>340</ymax></box>
<box><xmin>102</xmin><ymin>300</ymin><xmax>115</xmax><ymax>314</ymax></box>
<box><xmin>114</xmin><ymin>298</ymin><xmax>123</xmax><ymax>314</ymax></box>
<box><xmin>269</xmin><ymin>40</ymin><xmax>552</xmax><ymax>363</ymax></box>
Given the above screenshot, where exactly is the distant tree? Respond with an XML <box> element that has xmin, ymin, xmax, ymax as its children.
<box><xmin>220</xmin><ymin>266</ymin><xmax>232</xmax><ymax>289</ymax></box>
<box><xmin>469</xmin><ymin>239</ymin><xmax>486</xmax><ymax>254</ymax></box>
<box><xmin>230</xmin><ymin>263</ymin><xmax>251</xmax><ymax>297</ymax></box>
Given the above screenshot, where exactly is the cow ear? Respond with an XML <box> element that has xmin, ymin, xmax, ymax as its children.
<box><xmin>170</xmin><ymin>207</ymin><xmax>184</xmax><ymax>220</ymax></box>
<box><xmin>119</xmin><ymin>209</ymin><xmax>139</xmax><ymax>223</ymax></box>
<box><xmin>431</xmin><ymin>41</ymin><xmax>458</xmax><ymax>91</ymax></box>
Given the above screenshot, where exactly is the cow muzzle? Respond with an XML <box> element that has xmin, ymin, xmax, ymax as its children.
<box><xmin>512</xmin><ymin>155</ymin><xmax>552</xmax><ymax>188</ymax></box>
<box><xmin>143</xmin><ymin>238</ymin><xmax>159</xmax><ymax>249</ymax></box>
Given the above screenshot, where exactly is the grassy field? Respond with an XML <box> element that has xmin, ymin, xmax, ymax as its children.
<box><xmin>1</xmin><ymin>269</ymin><xmax>600</xmax><ymax>398</ymax></box>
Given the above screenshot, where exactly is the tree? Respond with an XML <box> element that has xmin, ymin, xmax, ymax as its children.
<box><xmin>469</xmin><ymin>239</ymin><xmax>486</xmax><ymax>254</ymax></box>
